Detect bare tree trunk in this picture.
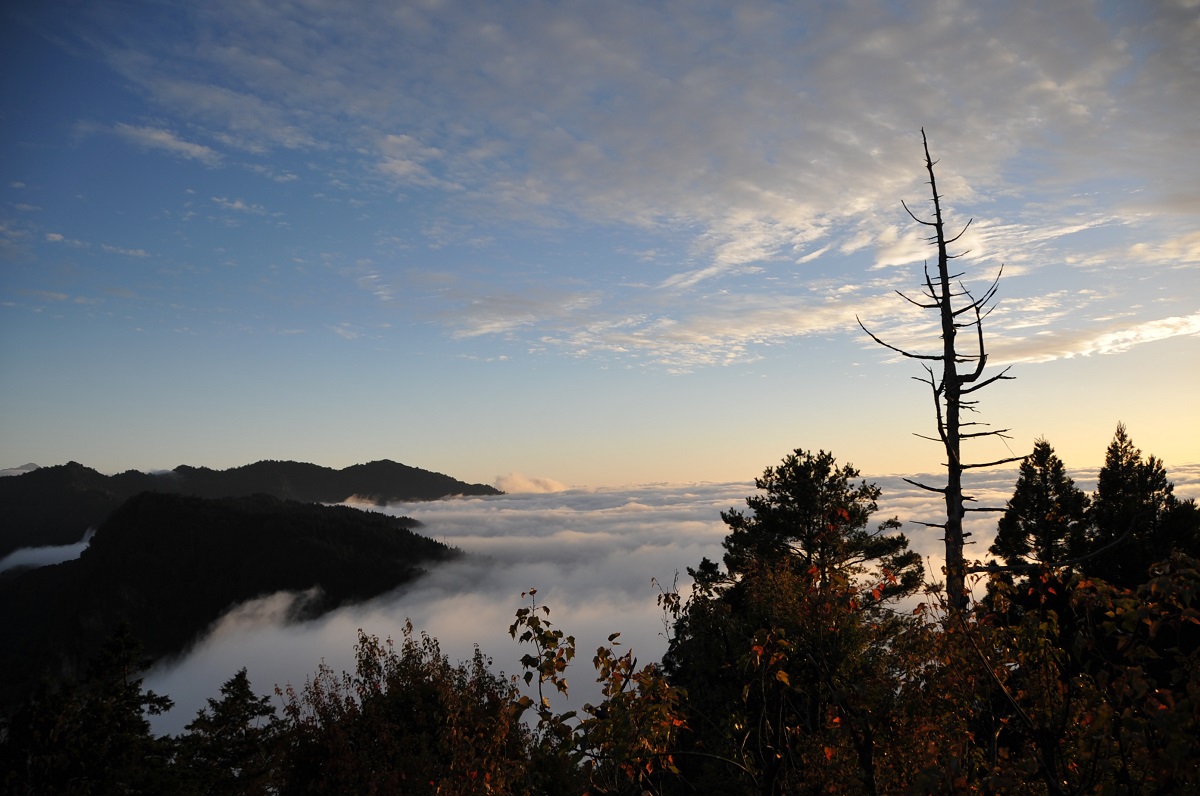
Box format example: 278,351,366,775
924,142,968,611
858,130,1018,612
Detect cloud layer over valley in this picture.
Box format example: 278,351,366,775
144,461,1200,735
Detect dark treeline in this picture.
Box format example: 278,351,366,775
2,424,1197,794
0,492,459,720
0,458,501,557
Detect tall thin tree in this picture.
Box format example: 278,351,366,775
858,130,1019,611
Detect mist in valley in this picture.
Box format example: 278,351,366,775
141,468,1037,735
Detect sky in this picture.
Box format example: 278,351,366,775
2,0,1198,489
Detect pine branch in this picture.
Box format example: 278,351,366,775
967,519,1138,575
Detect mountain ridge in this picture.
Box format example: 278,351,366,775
0,458,501,557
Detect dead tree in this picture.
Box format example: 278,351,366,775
858,130,1019,612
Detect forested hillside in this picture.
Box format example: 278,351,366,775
0,492,459,717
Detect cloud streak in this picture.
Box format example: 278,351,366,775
113,123,222,166
992,311,1200,364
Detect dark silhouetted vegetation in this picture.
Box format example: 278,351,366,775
0,491,459,716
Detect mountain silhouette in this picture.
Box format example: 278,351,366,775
0,459,500,557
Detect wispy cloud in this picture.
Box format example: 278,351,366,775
448,290,600,340
494,473,568,493
43,0,1186,373
1126,231,1200,267
100,244,150,257
211,196,268,215
27,290,70,302
992,311,1200,364
376,134,456,189
328,322,362,340
45,232,88,248
91,2,1189,258
113,123,223,166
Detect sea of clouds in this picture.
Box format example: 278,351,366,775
22,462,1191,736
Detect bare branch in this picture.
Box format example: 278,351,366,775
961,456,1024,469
896,289,939,310
961,367,1014,394
901,199,936,227
902,477,946,494
856,316,943,361
960,428,1013,439
944,218,974,245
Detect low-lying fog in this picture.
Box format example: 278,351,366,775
17,463,1194,737
142,469,1031,736
0,528,94,574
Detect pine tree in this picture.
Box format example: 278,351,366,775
721,449,923,602
177,668,281,795
1082,423,1178,586
0,623,176,795
989,439,1089,573
664,449,923,793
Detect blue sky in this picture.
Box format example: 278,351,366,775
2,0,1197,488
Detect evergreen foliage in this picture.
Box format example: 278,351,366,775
990,439,1090,575
1080,423,1186,587
663,449,923,794
175,669,282,795
0,624,175,795
720,449,923,601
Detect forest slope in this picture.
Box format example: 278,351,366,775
0,491,460,714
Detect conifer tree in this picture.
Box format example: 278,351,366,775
177,668,281,795
989,439,1089,574
0,623,176,794
720,449,923,601
664,449,922,793
1082,423,1179,586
